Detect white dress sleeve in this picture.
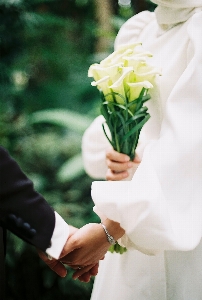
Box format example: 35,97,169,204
114,11,155,49
82,115,109,179
91,12,202,255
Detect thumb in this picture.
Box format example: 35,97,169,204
133,154,141,163
37,249,67,278
59,235,78,259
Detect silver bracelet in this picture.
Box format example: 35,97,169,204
101,223,117,245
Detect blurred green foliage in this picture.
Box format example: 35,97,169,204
0,0,155,299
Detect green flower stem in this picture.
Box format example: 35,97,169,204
114,129,120,153
100,90,151,254
108,243,127,254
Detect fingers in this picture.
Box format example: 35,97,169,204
89,263,99,276
37,250,67,278
106,159,133,172
106,148,130,163
106,148,131,173
105,148,141,181
106,169,128,181
72,263,99,281
61,246,100,267
133,154,141,163
47,260,67,278
77,272,92,283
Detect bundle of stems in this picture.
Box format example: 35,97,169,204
100,87,151,254
101,87,151,161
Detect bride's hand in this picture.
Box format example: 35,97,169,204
106,148,140,181
60,223,110,267
60,220,125,278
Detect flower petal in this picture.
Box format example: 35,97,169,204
127,80,153,101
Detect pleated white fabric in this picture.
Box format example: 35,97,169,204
152,0,202,29
82,9,202,300
152,0,202,7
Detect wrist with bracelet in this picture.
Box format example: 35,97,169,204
100,222,127,254
101,223,117,245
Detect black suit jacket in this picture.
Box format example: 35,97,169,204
0,146,56,298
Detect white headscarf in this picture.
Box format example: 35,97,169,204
151,0,202,29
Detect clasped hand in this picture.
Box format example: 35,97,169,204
38,223,111,282
39,149,137,282
39,219,125,282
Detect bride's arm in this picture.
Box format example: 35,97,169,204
82,115,109,179
91,15,202,255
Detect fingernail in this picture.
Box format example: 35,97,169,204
128,162,133,168
61,272,67,278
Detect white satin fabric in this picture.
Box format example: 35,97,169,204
152,0,202,30
152,0,202,6
82,9,202,300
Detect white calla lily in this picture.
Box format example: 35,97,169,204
88,63,122,80
91,76,114,102
135,68,162,83
123,56,147,70
127,80,153,102
100,49,133,67
109,67,134,104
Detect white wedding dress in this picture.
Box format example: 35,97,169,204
82,6,202,300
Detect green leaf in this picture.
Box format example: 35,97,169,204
103,101,131,118
127,89,151,112
135,106,149,114
108,243,127,254
123,113,147,127
30,109,93,133
142,94,151,103
102,122,114,147
100,103,110,122
102,101,128,112
57,153,84,182
122,114,150,141
111,91,127,104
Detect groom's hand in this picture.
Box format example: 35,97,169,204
38,250,68,277
37,252,99,282
38,225,100,282
37,225,78,277
70,263,99,282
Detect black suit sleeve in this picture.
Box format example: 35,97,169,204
0,146,55,252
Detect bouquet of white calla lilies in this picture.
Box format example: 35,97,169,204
88,43,161,253
88,43,160,160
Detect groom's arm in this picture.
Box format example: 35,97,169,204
0,146,72,257
0,146,99,279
